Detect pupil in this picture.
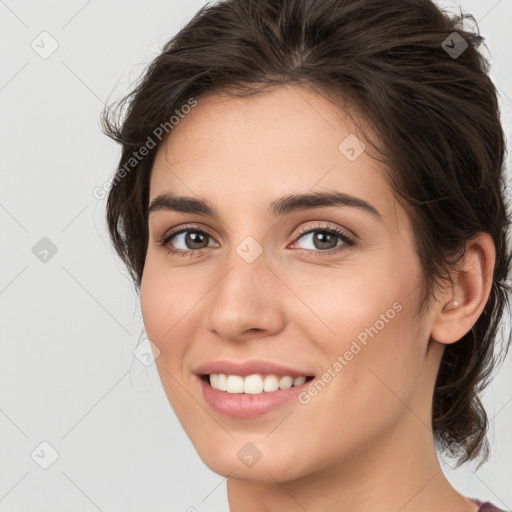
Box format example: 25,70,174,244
314,232,336,250
187,231,206,249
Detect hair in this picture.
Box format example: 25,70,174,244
101,0,511,467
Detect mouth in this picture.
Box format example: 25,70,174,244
200,373,315,394
194,360,316,418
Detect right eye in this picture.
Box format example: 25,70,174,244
159,225,219,257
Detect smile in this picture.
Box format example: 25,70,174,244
194,360,316,418
207,373,310,394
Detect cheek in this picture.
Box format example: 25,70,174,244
327,302,425,457
140,258,197,365
307,269,426,445
296,248,426,405
290,253,419,357
139,261,204,420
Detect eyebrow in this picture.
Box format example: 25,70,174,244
147,191,382,220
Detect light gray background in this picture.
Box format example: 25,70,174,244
1,1,511,511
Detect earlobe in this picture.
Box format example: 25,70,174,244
430,233,495,345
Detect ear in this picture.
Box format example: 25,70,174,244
430,233,496,345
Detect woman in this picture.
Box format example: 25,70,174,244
101,0,511,510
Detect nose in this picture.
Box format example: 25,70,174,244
206,250,286,342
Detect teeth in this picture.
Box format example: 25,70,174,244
226,375,244,393
278,376,293,389
244,374,263,394
263,374,279,392
208,373,309,394
217,373,227,391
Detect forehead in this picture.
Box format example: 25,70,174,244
149,85,395,217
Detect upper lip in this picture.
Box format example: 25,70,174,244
194,359,315,378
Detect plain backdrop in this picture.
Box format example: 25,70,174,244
1,1,511,511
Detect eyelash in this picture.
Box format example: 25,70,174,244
158,223,356,259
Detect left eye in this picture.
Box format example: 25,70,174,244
292,228,354,252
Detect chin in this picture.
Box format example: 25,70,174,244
189,431,318,483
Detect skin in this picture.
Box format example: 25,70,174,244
140,84,495,512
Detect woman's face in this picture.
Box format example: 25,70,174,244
141,85,439,482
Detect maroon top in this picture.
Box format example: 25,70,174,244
473,499,508,512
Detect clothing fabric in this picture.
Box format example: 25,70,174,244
473,499,508,512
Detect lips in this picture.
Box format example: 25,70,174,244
194,359,315,379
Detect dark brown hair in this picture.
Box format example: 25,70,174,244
101,0,511,466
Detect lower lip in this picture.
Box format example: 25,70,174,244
198,376,311,418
